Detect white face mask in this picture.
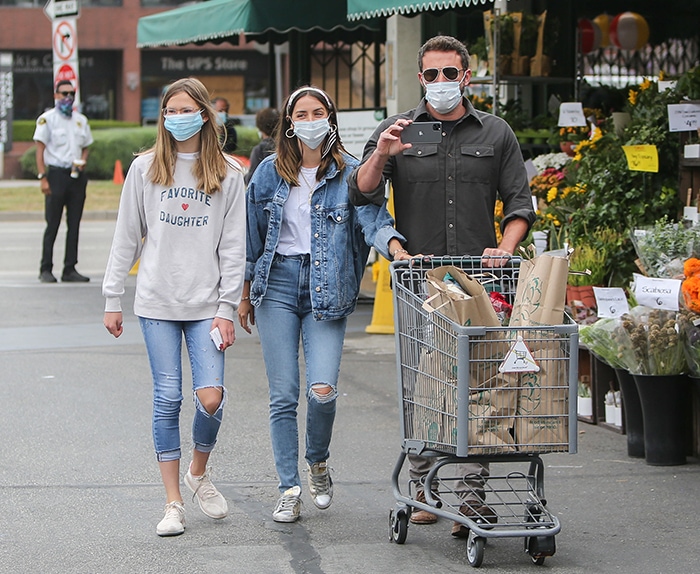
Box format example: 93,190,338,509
293,118,331,150
424,81,463,114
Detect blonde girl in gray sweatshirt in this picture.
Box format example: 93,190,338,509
103,77,246,537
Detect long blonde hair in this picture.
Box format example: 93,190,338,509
143,77,229,193
275,86,348,186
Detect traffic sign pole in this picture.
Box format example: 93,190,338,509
45,0,81,106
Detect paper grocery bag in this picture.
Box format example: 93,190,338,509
513,342,569,452
510,253,569,327
423,266,500,327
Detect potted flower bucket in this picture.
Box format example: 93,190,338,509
577,395,593,417
559,141,576,157
616,368,644,457
633,374,689,466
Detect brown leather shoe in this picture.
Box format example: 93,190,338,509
451,503,497,538
410,489,438,524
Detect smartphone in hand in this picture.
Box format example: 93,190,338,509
401,121,443,144
210,327,224,351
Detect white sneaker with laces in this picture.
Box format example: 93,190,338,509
184,465,229,519
156,501,185,537
307,461,333,510
272,485,302,523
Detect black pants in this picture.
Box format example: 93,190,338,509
40,167,87,274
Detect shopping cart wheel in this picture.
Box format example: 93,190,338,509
466,530,485,567
388,508,408,544
523,503,555,564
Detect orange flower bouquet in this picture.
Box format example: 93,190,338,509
680,257,700,376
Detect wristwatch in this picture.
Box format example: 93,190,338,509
37,172,46,180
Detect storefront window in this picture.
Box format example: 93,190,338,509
13,50,119,120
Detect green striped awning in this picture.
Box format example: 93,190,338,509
347,0,497,21
138,0,381,48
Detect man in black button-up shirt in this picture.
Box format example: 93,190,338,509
349,36,535,262
349,35,536,538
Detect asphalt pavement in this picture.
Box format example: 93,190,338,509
0,208,699,574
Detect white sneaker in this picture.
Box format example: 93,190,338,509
307,461,333,510
156,501,185,537
184,465,229,519
272,486,302,523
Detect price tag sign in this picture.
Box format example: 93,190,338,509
622,145,659,173
667,103,700,132
593,287,629,318
557,102,587,127
632,274,681,311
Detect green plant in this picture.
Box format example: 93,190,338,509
577,380,591,398
20,127,157,179
469,36,488,61
518,13,539,57
12,119,141,142
569,244,607,286
676,66,700,100
560,78,683,286
498,99,528,131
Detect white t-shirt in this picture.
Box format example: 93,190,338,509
33,107,93,169
277,166,317,256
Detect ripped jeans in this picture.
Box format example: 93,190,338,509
139,317,226,463
255,254,347,493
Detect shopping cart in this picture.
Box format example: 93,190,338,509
388,256,578,567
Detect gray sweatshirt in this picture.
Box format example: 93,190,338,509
102,152,246,322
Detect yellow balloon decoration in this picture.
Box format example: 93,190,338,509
593,13,610,47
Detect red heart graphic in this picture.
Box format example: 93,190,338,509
181,204,189,211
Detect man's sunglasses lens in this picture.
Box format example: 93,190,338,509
59,91,76,96
423,67,460,82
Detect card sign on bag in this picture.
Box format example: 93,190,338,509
632,274,682,311
499,336,539,373
592,287,630,318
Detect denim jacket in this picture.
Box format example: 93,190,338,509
245,153,403,321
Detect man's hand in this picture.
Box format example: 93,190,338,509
40,178,51,196
375,120,414,158
481,247,512,268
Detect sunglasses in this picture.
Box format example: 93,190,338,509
58,91,76,97
421,66,465,83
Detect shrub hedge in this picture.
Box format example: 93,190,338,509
19,125,260,180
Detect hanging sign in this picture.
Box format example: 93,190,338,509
622,145,658,172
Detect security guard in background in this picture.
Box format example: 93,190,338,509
34,80,94,283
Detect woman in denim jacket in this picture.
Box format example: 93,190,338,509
238,86,402,523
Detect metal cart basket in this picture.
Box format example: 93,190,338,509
388,257,579,567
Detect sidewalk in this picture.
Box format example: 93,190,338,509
0,219,699,574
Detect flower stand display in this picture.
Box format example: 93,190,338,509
633,374,689,466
